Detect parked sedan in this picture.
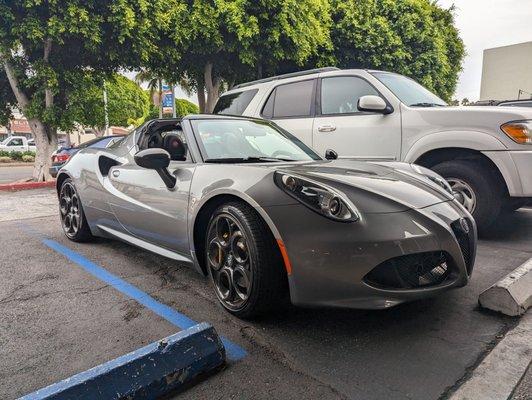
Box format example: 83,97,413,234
55,115,476,318
49,135,125,177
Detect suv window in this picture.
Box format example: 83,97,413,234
262,80,315,119
321,76,378,115
213,89,258,115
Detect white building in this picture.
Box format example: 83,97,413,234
480,41,532,101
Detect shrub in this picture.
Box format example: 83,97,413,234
22,154,35,162
9,151,23,161
0,156,12,163
0,150,10,158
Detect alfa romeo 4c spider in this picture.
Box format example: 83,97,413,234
56,115,476,318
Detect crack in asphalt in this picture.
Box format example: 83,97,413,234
239,325,348,399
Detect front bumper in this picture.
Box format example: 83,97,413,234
266,200,476,309
509,150,532,196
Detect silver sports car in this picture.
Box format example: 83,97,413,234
56,115,476,318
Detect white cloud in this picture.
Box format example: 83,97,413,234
438,0,532,101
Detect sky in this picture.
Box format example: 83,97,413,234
438,0,532,101
130,0,532,104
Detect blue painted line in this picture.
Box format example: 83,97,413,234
43,239,247,361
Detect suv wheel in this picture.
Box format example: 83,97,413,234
432,160,503,233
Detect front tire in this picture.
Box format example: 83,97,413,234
205,202,287,319
432,160,503,233
59,178,93,242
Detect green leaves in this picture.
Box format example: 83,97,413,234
324,0,464,101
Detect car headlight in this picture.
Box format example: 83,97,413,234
501,120,532,144
274,172,359,222
411,164,454,196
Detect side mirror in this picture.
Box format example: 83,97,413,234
134,148,176,189
325,149,338,160
358,95,393,114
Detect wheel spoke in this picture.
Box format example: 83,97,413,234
233,265,251,301
207,238,225,270
216,216,232,245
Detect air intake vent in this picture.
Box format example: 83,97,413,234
364,251,455,289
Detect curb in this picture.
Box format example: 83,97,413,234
479,258,532,316
448,313,531,400
19,322,226,400
0,180,55,191
0,162,33,168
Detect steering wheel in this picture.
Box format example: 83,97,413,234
271,150,293,159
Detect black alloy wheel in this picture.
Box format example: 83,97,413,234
205,202,287,318
59,179,93,242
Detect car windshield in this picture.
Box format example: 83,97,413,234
191,119,321,162
372,72,447,107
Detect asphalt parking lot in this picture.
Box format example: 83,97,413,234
1,188,531,400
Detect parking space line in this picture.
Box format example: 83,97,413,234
42,238,247,361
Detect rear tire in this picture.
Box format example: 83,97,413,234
205,201,288,319
59,178,93,242
432,160,503,233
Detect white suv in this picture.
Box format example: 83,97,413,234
213,67,532,232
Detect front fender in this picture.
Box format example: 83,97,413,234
404,131,522,196
403,130,508,163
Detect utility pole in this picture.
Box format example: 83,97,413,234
172,85,176,118
103,80,109,136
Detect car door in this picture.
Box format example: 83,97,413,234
313,75,401,161
261,79,316,147
105,129,195,256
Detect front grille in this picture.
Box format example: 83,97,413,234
363,251,455,290
451,218,474,275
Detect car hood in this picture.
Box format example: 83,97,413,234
272,159,454,213
405,105,532,138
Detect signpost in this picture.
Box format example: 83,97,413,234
162,84,175,116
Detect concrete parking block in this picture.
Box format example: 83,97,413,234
448,312,531,400
18,323,225,400
479,258,532,316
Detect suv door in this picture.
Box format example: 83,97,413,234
260,79,316,146
313,75,401,160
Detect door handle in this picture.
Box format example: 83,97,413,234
112,169,120,178
317,124,336,132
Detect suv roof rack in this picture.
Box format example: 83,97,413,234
233,67,339,90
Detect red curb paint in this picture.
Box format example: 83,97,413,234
0,180,56,191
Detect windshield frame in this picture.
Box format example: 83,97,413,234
189,117,322,163
371,72,447,107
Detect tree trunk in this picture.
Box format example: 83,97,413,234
28,118,57,181
158,79,163,118
204,62,221,113
1,53,58,181
197,82,206,113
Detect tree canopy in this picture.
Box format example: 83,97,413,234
0,0,167,179
0,0,465,180
313,0,464,101
71,74,150,134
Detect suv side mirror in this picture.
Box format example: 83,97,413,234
358,95,393,114
325,149,338,160
134,148,176,189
